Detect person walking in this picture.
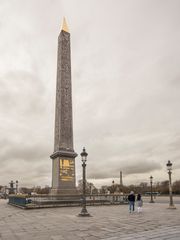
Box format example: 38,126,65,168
128,191,135,213
137,193,143,213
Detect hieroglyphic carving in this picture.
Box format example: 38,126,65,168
54,30,74,151
59,159,75,182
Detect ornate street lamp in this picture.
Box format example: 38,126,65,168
89,183,93,199
15,180,18,194
112,180,115,194
9,180,15,194
78,147,91,217
166,160,176,209
149,176,154,203
111,180,115,203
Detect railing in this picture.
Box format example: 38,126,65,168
8,194,128,209
8,195,29,207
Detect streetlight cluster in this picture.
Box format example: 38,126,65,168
9,180,19,194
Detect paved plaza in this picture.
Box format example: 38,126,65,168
0,198,180,240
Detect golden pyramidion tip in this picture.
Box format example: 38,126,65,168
61,17,69,32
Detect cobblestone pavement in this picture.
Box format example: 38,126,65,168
0,199,179,240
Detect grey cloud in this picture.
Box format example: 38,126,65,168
88,160,162,179
84,131,180,179
0,140,50,162
0,71,46,114
0,137,52,187
123,160,162,175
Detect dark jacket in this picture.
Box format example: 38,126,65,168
137,194,141,201
128,194,135,202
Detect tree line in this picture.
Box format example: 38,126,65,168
1,179,179,195
99,180,180,195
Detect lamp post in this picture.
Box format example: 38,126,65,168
89,183,93,199
4,186,8,199
112,180,115,193
9,180,15,194
166,160,176,209
149,176,154,203
78,147,91,217
16,180,18,194
112,180,115,203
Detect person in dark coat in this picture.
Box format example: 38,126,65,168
128,191,135,213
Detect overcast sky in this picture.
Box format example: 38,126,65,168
0,0,180,188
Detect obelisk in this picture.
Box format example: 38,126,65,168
50,18,77,195
120,171,123,186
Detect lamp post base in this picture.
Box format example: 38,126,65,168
78,207,91,217
78,212,91,217
167,205,176,209
149,200,155,203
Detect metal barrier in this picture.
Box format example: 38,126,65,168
8,194,128,209
8,195,28,208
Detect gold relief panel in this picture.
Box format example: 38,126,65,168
59,159,75,181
